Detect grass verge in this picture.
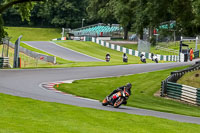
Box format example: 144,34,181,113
55,66,200,117
0,93,200,133
177,70,200,88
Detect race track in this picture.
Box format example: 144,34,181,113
1,61,200,124
23,41,103,62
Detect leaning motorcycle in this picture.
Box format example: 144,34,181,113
102,89,130,108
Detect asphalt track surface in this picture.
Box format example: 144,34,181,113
1,61,200,124
23,41,103,62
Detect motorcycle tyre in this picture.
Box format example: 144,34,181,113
155,59,158,63
102,98,109,106
113,97,125,108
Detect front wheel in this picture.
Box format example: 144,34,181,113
102,98,109,106
113,97,124,108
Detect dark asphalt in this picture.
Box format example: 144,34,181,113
0,61,200,124
23,41,103,62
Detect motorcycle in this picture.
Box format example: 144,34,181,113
123,56,128,63
105,56,110,62
140,54,146,63
152,55,158,63
102,89,130,108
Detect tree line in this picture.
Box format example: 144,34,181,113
1,0,200,40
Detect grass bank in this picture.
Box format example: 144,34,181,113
5,27,61,41
177,70,200,88
55,66,200,117
0,93,199,133
55,40,155,64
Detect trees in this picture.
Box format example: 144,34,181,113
0,0,45,40
2,0,200,40
87,0,200,40
0,0,44,14
87,0,135,40
2,0,89,28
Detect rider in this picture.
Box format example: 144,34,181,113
105,53,111,62
107,83,132,105
123,53,128,62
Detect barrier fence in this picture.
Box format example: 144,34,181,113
161,61,200,105
166,82,200,105
91,37,179,62
9,42,56,64
0,57,9,68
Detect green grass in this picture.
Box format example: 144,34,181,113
55,40,155,64
177,70,200,88
55,66,200,117
5,27,61,41
0,93,200,133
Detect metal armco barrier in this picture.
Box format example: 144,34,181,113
9,42,56,64
161,61,200,105
0,57,9,68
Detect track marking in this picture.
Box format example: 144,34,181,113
40,80,99,102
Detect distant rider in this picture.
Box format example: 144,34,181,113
105,53,111,62
107,83,132,105
123,53,128,62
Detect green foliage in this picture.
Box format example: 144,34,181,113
0,15,7,39
14,2,35,21
150,36,156,46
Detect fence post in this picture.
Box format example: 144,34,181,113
161,80,166,97
13,35,22,68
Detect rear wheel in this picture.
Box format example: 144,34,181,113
155,59,158,63
114,97,124,108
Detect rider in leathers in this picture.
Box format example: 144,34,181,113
107,83,132,105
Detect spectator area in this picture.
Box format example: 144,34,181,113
70,23,123,37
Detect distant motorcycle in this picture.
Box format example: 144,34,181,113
102,89,130,108
105,55,110,62
123,53,128,63
123,56,128,63
140,54,146,63
152,55,158,63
